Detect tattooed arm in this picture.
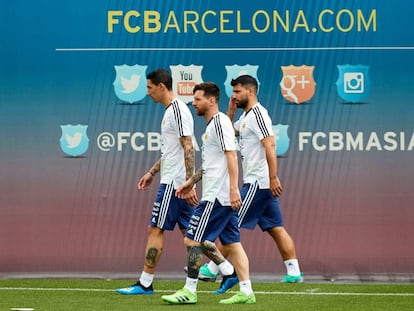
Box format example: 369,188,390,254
176,167,202,203
179,136,199,206
180,136,195,181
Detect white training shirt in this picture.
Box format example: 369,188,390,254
160,98,194,188
201,112,237,205
234,103,273,189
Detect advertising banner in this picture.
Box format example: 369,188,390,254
1,0,413,278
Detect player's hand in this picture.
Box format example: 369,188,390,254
137,172,153,190
184,188,199,207
227,97,238,120
230,188,242,210
176,180,194,198
229,96,238,108
270,176,283,197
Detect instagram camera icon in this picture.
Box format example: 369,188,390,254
344,72,364,93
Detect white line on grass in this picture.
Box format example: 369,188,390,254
0,287,413,297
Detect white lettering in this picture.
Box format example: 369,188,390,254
383,132,398,151
408,133,414,151
346,132,363,151
117,132,130,151
329,132,344,151
131,132,145,151
147,132,161,151
298,132,312,151
298,131,414,152
366,132,382,151
313,132,327,151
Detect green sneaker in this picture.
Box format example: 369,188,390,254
199,263,219,282
161,288,197,304
219,292,256,304
280,272,304,283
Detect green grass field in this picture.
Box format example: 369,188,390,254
0,279,413,311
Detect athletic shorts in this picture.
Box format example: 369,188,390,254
185,199,240,245
149,183,193,231
238,182,284,231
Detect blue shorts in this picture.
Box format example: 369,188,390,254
150,183,193,231
238,182,284,231
185,200,240,245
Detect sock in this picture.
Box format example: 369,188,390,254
207,261,219,275
284,259,301,276
139,271,154,288
218,260,234,276
184,277,198,294
239,280,253,296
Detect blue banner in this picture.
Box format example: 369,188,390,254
1,0,413,277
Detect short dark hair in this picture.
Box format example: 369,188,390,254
193,82,220,102
230,74,258,92
147,69,173,90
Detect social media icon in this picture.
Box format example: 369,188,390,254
280,65,316,104
273,124,290,156
224,64,260,98
170,64,204,103
113,64,147,103
336,65,370,102
59,124,89,157
344,72,364,94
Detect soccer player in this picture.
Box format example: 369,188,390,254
199,75,303,293
161,82,255,305
116,69,198,295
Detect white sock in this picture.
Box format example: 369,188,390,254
239,280,253,296
184,277,198,294
284,259,301,276
139,271,154,288
218,260,234,276
207,261,219,275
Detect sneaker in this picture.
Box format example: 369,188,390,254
116,282,154,295
161,288,197,304
280,272,304,283
219,292,256,304
213,272,239,294
198,263,219,282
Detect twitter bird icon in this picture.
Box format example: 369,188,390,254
60,124,89,157
66,132,82,148
121,74,140,94
113,64,147,103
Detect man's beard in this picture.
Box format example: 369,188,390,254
237,99,248,109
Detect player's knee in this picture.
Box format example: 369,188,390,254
268,226,286,236
223,242,242,255
200,240,216,253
